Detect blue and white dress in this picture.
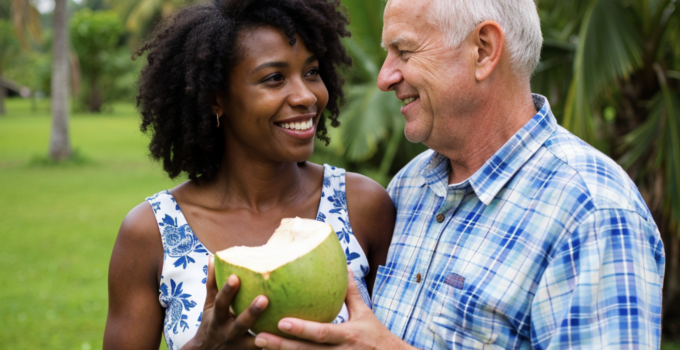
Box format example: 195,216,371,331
146,164,371,350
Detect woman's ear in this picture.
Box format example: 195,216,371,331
211,93,223,116
472,20,505,82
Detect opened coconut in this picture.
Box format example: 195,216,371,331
215,217,348,338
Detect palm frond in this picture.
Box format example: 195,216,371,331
10,0,42,48
338,83,401,161
126,0,164,33
654,66,680,233
564,0,644,146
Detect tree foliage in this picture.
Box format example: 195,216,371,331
0,19,20,73
69,9,131,112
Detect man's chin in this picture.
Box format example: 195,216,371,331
404,124,431,144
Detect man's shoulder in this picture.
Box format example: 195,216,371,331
388,149,434,186
539,125,651,219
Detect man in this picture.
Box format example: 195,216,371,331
253,0,666,348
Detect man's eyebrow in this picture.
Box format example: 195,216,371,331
383,37,412,49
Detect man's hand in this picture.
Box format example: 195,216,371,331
253,270,415,350
182,256,269,350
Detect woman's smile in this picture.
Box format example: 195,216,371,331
275,113,316,139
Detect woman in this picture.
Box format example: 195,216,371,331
103,0,395,349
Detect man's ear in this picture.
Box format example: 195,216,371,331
472,20,505,82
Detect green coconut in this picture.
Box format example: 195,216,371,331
214,217,348,338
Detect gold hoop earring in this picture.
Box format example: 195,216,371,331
216,113,220,128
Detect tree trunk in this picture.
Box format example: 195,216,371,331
48,0,72,161
0,85,6,115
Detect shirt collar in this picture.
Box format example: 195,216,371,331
419,94,557,204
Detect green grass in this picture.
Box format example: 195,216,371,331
0,98,178,350
2,98,679,349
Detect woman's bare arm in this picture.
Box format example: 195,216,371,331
104,202,165,350
345,173,396,293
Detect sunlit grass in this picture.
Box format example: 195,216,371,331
0,98,177,349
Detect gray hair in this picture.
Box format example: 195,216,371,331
429,0,543,78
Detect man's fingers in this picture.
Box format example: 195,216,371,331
275,318,344,344
204,256,218,311
345,269,368,319
255,332,331,350
213,274,240,324
229,295,269,336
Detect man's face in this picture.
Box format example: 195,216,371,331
378,0,476,146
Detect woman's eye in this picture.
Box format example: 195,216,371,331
262,73,284,83
305,68,320,77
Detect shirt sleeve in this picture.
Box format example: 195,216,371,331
530,208,665,350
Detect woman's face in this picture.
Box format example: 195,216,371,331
217,25,329,163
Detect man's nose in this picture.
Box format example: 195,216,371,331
377,53,402,92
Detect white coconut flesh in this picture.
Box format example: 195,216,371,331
216,217,333,276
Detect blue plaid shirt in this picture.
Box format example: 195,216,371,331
373,95,665,349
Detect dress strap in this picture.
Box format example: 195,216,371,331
319,165,372,309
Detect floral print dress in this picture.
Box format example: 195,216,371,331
146,164,372,350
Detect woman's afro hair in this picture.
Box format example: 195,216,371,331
135,0,352,181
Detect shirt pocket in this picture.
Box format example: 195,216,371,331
428,275,499,346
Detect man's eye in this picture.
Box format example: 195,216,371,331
399,50,411,58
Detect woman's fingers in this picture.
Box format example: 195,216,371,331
213,274,241,324
203,256,218,311
229,295,269,336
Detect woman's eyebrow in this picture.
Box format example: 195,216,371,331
252,55,319,74
253,61,288,73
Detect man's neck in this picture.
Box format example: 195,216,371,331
437,85,537,184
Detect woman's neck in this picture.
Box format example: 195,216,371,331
197,151,310,212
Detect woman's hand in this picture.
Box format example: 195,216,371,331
182,256,269,350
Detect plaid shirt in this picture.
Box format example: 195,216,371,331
373,95,665,349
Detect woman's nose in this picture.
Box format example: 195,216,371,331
289,79,318,109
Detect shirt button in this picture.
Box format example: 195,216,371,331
416,273,422,283
436,214,445,223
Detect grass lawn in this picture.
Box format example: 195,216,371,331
0,98,178,350
1,97,679,349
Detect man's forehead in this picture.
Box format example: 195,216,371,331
384,0,432,20
382,0,434,47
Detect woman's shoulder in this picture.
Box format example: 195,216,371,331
344,171,395,238
344,171,391,204
118,200,162,249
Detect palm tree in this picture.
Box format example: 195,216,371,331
533,0,680,337
1,0,40,115
10,0,42,48
107,0,200,43
8,0,70,160
48,0,72,160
